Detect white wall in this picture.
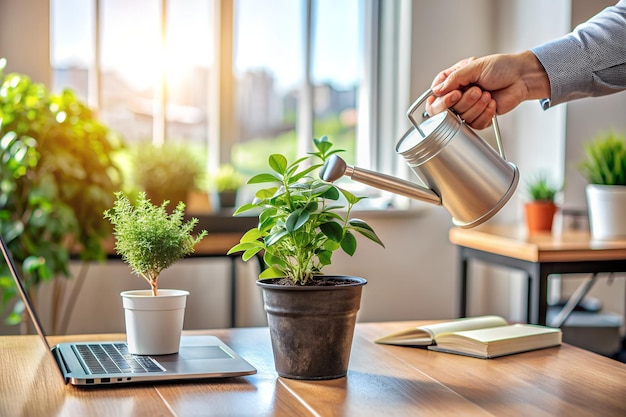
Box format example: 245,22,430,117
0,0,50,85
1,0,624,335
560,0,626,316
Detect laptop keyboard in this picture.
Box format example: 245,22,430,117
74,343,165,374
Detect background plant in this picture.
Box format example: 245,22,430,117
211,164,245,192
228,136,384,285
128,142,205,210
526,172,559,202
0,58,123,325
104,192,207,296
578,130,626,186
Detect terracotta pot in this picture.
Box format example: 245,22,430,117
258,276,366,380
524,201,557,232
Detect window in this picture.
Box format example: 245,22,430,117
231,0,362,176
50,0,409,207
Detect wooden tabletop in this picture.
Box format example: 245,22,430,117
1,321,625,416
449,224,626,262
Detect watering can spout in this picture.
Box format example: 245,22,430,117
320,155,442,205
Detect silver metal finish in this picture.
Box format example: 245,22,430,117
399,104,519,227
321,88,519,228
321,155,441,204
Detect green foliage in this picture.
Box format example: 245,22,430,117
104,192,207,296
129,143,205,209
211,164,245,192
526,172,559,202
227,136,384,285
0,58,123,322
578,131,626,186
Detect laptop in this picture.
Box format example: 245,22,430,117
0,234,257,386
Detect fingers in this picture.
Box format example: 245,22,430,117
452,87,494,126
432,58,482,96
466,99,496,130
425,87,496,129
430,58,474,88
425,90,461,115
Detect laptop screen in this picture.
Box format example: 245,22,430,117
0,235,56,352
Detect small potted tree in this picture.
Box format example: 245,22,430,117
228,136,384,380
578,130,626,240
104,192,207,355
524,172,559,233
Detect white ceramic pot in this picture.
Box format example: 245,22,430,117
586,184,626,240
121,289,189,355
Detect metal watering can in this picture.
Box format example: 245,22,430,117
320,88,519,228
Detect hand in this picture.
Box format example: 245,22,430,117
426,84,496,130
425,51,550,129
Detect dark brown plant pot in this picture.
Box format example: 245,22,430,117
257,276,366,380
525,201,557,232
218,190,238,208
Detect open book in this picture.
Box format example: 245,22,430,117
375,315,562,359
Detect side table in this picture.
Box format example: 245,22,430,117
449,225,626,325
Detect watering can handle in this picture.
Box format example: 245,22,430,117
406,88,507,161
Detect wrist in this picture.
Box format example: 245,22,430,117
517,50,550,100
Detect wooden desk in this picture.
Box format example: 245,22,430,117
449,225,626,325
1,322,625,416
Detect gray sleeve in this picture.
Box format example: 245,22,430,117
530,0,626,108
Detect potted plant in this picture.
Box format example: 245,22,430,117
0,58,124,331
104,192,207,355
129,143,206,212
524,172,559,233
228,136,384,380
578,130,626,240
210,164,245,210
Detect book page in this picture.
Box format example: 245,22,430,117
437,324,560,344
431,324,562,358
421,316,508,337
375,315,507,346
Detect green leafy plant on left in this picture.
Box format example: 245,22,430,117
0,57,124,325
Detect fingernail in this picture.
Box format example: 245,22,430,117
432,83,444,94
480,92,490,103
450,90,461,102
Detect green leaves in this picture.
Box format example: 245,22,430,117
103,192,207,293
285,208,310,232
320,221,343,241
578,131,626,186
525,172,559,202
228,137,385,285
269,154,288,175
248,173,280,184
1,61,124,323
349,219,385,247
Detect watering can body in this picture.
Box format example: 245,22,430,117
320,89,519,228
